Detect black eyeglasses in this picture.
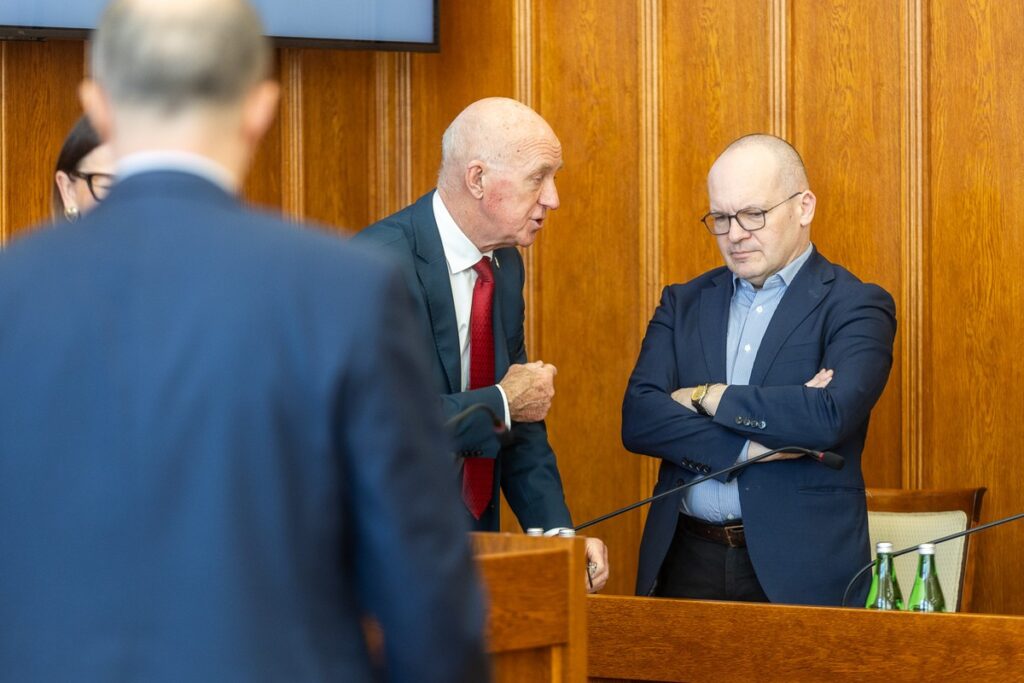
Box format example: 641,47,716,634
699,191,805,235
68,171,116,202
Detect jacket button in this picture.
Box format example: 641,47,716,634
703,466,711,473
743,418,751,426
735,416,743,425
759,421,767,429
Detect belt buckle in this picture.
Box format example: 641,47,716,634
724,524,743,547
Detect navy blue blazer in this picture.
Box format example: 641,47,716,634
623,249,896,605
354,192,572,532
0,172,487,682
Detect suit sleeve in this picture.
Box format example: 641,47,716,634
622,285,750,478
335,268,488,683
713,283,896,449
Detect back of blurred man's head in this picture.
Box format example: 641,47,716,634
91,0,270,116
81,0,278,180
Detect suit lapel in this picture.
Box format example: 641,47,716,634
410,194,462,393
748,249,834,386
491,251,511,381
698,269,733,381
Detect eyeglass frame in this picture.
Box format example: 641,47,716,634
67,170,116,202
699,190,806,235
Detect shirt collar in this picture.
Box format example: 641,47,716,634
116,151,238,194
432,190,494,274
734,243,814,293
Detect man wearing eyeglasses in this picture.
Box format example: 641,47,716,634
622,134,896,606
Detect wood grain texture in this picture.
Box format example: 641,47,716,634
926,0,1024,615
588,594,1024,682
473,532,587,682
407,0,517,199
789,0,904,489
532,0,642,597
0,41,84,241
659,0,772,288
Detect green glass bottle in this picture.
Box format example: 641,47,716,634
908,543,946,612
866,541,904,610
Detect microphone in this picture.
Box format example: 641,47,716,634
574,446,844,532
444,403,511,451
840,508,1024,608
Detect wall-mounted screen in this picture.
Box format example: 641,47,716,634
0,0,438,51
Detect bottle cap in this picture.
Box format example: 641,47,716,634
557,529,577,537
525,528,544,536
918,543,936,555
876,542,893,554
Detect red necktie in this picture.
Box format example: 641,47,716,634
462,257,496,519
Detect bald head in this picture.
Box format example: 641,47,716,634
710,134,808,195
438,98,559,191
91,0,270,115
435,98,562,252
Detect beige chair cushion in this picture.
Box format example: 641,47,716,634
867,510,968,610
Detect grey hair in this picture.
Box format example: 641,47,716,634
90,0,271,115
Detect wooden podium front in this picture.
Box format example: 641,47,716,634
472,532,588,682
587,594,1024,682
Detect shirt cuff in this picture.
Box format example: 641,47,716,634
543,527,572,537
738,440,751,463
495,384,511,428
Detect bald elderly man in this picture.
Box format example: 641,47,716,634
623,134,896,606
355,98,609,591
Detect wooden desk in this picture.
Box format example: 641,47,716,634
473,532,588,682
588,594,1024,682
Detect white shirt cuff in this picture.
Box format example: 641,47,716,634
494,384,511,428
543,527,572,537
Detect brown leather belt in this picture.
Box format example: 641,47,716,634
680,514,746,548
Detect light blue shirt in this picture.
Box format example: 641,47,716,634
681,244,814,523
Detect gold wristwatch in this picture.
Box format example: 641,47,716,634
690,384,713,417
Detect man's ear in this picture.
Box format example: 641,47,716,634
465,161,486,199
79,79,114,143
798,189,817,227
241,80,280,148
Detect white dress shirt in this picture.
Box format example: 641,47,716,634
432,191,511,426
116,150,238,193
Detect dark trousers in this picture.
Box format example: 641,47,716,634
654,515,769,602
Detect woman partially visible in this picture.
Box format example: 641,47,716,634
53,116,116,222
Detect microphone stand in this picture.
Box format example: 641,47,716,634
575,446,840,532
840,509,1024,608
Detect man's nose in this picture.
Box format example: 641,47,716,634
726,215,750,241
540,177,560,210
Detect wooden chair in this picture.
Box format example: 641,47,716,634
865,487,986,611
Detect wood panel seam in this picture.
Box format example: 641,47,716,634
1,43,8,246
281,50,305,221
515,0,540,358
770,0,790,139
900,0,926,488
639,0,663,512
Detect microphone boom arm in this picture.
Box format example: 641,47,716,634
575,446,839,532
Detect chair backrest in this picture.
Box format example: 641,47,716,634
865,488,985,611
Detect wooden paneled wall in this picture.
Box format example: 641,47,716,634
1,0,1023,613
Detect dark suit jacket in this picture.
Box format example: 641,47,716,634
354,192,572,532
0,172,487,682
622,248,896,605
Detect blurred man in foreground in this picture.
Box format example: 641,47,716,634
0,1,487,680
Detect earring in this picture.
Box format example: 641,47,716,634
64,205,80,222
